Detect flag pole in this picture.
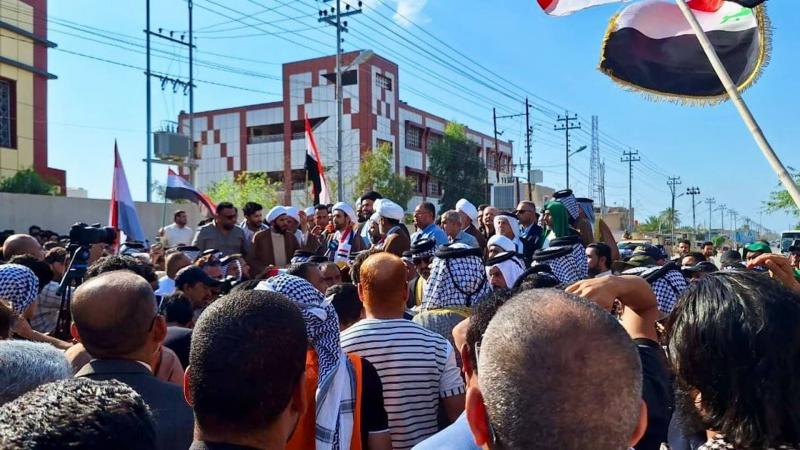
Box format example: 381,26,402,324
675,0,800,210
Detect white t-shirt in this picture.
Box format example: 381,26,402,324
162,223,194,248
341,318,465,450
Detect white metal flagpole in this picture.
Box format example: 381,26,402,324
675,0,800,209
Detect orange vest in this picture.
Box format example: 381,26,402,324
287,349,363,450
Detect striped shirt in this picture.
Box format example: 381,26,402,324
340,319,465,450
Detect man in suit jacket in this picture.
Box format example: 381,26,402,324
250,206,301,274
70,271,194,450
516,201,544,266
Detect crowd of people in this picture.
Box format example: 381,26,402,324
1,187,800,450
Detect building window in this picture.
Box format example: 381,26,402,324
426,132,442,150
248,123,283,144
405,126,422,149
376,138,393,153
429,178,442,197
0,78,15,149
375,73,392,91
322,69,358,86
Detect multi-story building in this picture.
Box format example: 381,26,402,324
0,0,64,191
178,51,513,209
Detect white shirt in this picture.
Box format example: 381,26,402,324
161,223,194,248
341,319,465,450
596,270,613,278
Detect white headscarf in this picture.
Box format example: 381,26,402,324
486,253,526,289
487,235,516,253
332,202,357,223
493,214,523,254
266,206,287,224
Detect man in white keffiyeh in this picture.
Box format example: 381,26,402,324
493,213,524,255
257,274,355,450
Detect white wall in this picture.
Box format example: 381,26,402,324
1,193,206,242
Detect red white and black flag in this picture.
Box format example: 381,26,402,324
535,0,766,15
599,0,769,101
165,169,216,215
305,114,332,205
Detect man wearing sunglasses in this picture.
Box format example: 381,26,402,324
192,202,249,258
515,201,543,266
407,239,436,309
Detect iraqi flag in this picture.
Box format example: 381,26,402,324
536,0,625,16
165,169,216,215
305,114,332,205
600,0,769,102
109,142,146,243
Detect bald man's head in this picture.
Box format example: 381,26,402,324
71,271,160,358
359,253,407,314
2,234,43,261
472,289,643,450
165,252,191,279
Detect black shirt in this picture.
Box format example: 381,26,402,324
634,338,674,450
164,326,192,369
360,357,390,443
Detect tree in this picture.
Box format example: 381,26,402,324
350,143,414,209
764,167,800,227
0,168,57,195
428,122,488,211
207,172,280,209
637,215,661,233
659,208,681,231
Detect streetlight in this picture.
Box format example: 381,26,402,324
565,145,587,190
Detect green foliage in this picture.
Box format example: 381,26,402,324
350,143,414,209
713,235,727,248
428,122,488,211
764,168,800,224
207,172,280,209
637,215,661,233
0,168,57,195
660,208,681,230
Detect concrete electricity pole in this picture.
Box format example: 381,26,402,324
621,150,641,233
705,197,716,241
667,176,682,245
555,112,581,189
686,187,701,242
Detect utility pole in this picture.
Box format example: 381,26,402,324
705,197,716,241
717,203,727,238
493,107,500,183
590,115,600,200
667,176,682,245
599,160,607,216
495,106,527,187
525,98,532,200
729,209,739,245
555,111,581,189
621,149,640,233
686,187,701,242
320,0,361,201
144,0,196,200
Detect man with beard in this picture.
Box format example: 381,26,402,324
356,191,383,247
407,239,435,309
586,242,613,277
192,203,249,257
249,206,301,275
238,202,268,244
456,199,487,252
327,202,367,263
376,199,410,257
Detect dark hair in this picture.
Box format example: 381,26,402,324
679,239,691,247
8,255,53,294
161,292,193,326
587,242,612,264
326,283,361,328
85,255,158,285
686,252,707,263
314,204,329,212
477,204,489,211
359,191,382,202
44,247,67,265
28,225,42,234
466,289,515,370
701,241,714,248
42,241,63,251
189,290,307,432
216,202,236,214
667,272,800,448
286,262,318,281
720,250,743,267
351,248,382,284
0,378,156,449
242,202,263,217
418,202,436,217
173,210,186,220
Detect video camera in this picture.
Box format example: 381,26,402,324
68,223,117,246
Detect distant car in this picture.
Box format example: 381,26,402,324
617,240,652,259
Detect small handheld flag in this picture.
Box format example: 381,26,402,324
165,169,216,215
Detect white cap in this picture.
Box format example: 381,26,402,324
285,206,300,223
332,202,357,223
304,207,316,217
456,198,478,221
377,199,405,221
266,206,287,224
488,235,516,253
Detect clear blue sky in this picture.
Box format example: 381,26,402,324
39,0,799,231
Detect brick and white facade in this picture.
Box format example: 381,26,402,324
178,51,513,209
